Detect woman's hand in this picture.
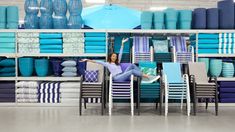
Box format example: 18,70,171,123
121,38,129,45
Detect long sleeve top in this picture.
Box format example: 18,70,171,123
96,46,123,76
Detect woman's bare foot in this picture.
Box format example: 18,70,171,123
142,74,149,78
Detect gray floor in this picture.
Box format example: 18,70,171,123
0,106,235,132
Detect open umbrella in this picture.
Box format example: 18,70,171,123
82,4,141,29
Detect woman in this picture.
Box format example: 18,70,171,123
81,38,159,83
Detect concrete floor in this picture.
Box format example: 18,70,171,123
0,106,235,132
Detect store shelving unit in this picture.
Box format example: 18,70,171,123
0,29,235,106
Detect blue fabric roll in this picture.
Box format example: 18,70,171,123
40,39,63,44
0,43,15,48
206,8,219,29
68,15,83,29
68,0,82,15
53,15,67,29
53,0,67,15
0,49,15,53
85,33,105,37
218,0,234,29
40,49,63,53
39,14,53,29
0,6,6,23
40,0,53,15
193,8,206,29
198,49,218,54
0,38,15,43
85,46,106,50
24,0,39,15
24,14,39,29
7,6,19,23
39,33,62,39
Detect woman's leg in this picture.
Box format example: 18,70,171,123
124,64,141,72
113,69,143,81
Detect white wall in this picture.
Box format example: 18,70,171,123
0,0,221,20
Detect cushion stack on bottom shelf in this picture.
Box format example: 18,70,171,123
62,32,84,54
17,32,39,54
60,82,80,103
0,58,15,77
0,32,15,53
16,81,39,103
191,33,219,54
219,81,235,103
61,60,78,77
219,33,235,54
0,82,15,102
85,32,106,53
39,33,63,53
38,82,60,103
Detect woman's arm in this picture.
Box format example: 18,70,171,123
81,59,109,68
118,38,129,63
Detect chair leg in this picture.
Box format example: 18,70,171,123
206,99,208,110
156,102,158,110
215,96,219,116
165,94,168,116
194,97,197,116
84,99,87,109
79,98,82,116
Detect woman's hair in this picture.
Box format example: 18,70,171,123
108,53,119,65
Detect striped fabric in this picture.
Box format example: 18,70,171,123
133,36,151,63
167,82,188,100
85,98,101,103
38,82,60,103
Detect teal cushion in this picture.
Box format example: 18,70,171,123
153,40,169,53
0,67,15,73
0,72,15,77
140,67,157,76
0,59,15,66
0,32,15,37
0,43,15,48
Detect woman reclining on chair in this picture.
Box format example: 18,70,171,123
81,38,159,83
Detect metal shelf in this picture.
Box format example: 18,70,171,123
17,77,81,81
0,54,16,58
0,77,16,81
16,53,107,57
197,54,235,58
217,77,235,81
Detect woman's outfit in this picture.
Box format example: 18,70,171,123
96,46,142,81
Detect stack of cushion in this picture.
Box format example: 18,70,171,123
0,58,15,77
0,32,15,53
60,82,80,103
219,82,235,103
0,82,15,102
85,32,106,53
61,60,77,77
0,6,19,29
62,32,84,54
165,8,178,29
178,10,192,29
39,33,63,53
141,11,153,29
191,33,219,54
17,32,40,54
38,82,60,103
219,33,235,54
16,81,39,103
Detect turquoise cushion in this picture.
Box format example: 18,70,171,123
40,49,63,53
40,45,63,49
85,42,106,46
153,40,169,53
0,72,15,77
0,48,15,53
0,38,15,43
85,37,106,41
0,32,15,37
0,67,15,73
140,67,157,76
40,39,63,45
0,43,15,48
85,33,106,37
0,59,15,66
39,33,62,39
85,46,106,50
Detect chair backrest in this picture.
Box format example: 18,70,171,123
120,63,131,72
139,61,156,68
133,36,150,53
163,62,182,83
170,36,187,52
188,62,208,83
86,62,104,83
152,40,169,53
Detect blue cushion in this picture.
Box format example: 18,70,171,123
153,40,169,53
61,60,77,67
0,38,15,43
39,33,62,39
40,39,63,45
0,48,15,53
84,70,99,82
85,33,105,37
85,46,106,50
62,72,77,77
0,43,15,48
40,45,63,49
85,37,106,42
0,59,15,66
62,67,77,72
0,72,15,77
0,67,15,73
0,33,15,37
85,42,106,46
40,49,63,53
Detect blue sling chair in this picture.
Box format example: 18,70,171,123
161,62,191,116
109,63,134,116
137,61,161,115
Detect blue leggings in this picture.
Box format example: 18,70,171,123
113,64,142,81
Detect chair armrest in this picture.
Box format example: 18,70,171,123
209,77,218,84
183,74,189,82
189,75,195,84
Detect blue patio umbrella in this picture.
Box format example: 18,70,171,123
82,4,141,29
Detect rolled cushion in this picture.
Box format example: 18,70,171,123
0,59,15,66
0,48,15,53
0,43,15,48
40,39,63,44
39,33,62,39
40,49,62,53
0,32,15,37
85,33,105,37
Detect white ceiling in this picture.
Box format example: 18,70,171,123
0,0,222,20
